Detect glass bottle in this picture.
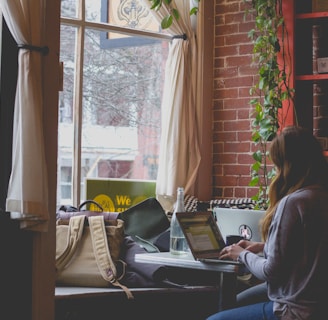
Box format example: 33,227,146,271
170,187,189,255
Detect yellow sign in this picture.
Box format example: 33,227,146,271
86,178,156,212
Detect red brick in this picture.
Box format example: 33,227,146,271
237,126,252,137
239,43,254,55
224,120,251,132
213,141,224,154
225,33,251,46
224,164,251,175
219,153,238,164
214,131,238,142
215,35,225,47
226,55,253,67
212,0,264,201
219,176,239,187
217,45,239,57
213,88,239,99
223,188,235,198
224,12,246,25
215,67,238,78
224,76,254,88
224,98,252,108
234,188,247,198
239,21,256,33
239,87,254,98
224,141,251,153
216,3,240,15
214,57,225,68
215,109,238,120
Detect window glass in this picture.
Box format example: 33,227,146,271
85,0,160,33
58,0,168,206
58,24,76,204
61,0,77,19
82,27,167,181
85,0,100,22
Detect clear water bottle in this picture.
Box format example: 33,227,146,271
170,187,189,255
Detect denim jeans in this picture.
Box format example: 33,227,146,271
237,282,268,307
206,301,278,320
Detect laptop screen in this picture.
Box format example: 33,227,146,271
176,212,226,256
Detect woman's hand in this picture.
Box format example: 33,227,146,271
219,243,245,262
218,241,265,262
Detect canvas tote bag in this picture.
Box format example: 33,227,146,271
56,214,134,299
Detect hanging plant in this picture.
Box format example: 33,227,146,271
245,0,295,209
148,0,200,29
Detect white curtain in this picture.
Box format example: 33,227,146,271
144,0,201,211
0,0,49,231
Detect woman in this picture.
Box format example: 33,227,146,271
207,126,328,320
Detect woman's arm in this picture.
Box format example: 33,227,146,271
237,240,264,253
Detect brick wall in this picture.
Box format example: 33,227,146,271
212,0,258,199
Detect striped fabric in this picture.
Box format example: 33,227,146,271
184,195,256,212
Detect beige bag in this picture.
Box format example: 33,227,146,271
56,215,133,299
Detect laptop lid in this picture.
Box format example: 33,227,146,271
213,207,265,243
176,211,228,261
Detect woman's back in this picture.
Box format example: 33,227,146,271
265,185,328,319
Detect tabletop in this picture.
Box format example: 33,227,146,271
135,251,239,273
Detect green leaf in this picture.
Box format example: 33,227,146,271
172,8,179,20
149,0,162,10
161,15,173,29
253,150,262,162
249,176,259,186
190,7,198,15
251,161,261,171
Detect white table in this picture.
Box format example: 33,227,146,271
135,252,240,311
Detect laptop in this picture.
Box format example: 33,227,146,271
213,207,265,243
176,211,241,265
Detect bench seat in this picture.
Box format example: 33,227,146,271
55,285,221,320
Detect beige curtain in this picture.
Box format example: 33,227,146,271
0,0,49,231
144,0,201,211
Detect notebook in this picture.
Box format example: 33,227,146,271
176,211,241,265
213,207,265,243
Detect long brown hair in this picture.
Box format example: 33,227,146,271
261,126,328,240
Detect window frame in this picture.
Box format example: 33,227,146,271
60,0,173,206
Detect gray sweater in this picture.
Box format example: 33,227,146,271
238,185,328,319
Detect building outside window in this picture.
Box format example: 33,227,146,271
58,0,170,206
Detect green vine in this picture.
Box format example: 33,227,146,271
245,0,295,209
148,0,200,29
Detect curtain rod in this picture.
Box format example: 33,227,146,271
17,44,49,55
172,34,187,40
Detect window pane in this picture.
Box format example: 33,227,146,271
85,0,100,22
60,166,72,199
80,28,168,202
86,0,161,33
57,24,76,205
58,0,168,207
61,0,78,18
59,25,76,124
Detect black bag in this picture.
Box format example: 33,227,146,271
120,236,194,288
120,236,168,287
118,198,170,252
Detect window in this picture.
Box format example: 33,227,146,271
58,0,170,206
